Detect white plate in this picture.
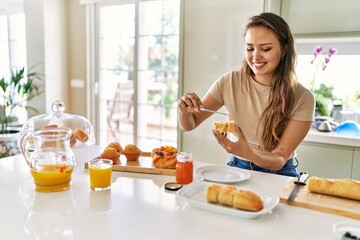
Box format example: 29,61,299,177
177,181,279,219
332,222,360,240
195,165,251,183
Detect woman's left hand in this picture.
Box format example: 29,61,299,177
212,125,251,157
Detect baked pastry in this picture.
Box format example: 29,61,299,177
70,133,77,148
205,184,223,203
100,147,121,163
206,184,264,212
41,124,60,129
123,144,142,161
233,190,264,211
307,176,360,201
107,142,123,154
212,120,236,132
73,129,89,142
151,146,178,169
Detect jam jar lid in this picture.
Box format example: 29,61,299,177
21,100,95,148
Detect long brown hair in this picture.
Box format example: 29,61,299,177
240,12,298,152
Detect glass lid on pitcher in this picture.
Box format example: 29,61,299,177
21,100,95,148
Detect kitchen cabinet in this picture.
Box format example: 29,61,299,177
353,150,360,180
295,142,355,179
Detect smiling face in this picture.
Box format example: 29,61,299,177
245,26,283,85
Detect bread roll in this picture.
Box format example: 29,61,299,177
41,124,59,130
218,185,237,206
107,142,123,154
233,190,264,211
307,176,360,201
100,147,121,163
205,184,223,203
73,129,89,143
123,144,141,161
70,133,77,148
206,184,264,212
212,120,236,132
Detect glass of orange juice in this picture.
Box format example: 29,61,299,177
89,159,113,191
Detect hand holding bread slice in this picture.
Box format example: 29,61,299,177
212,120,236,133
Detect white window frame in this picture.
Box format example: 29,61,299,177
85,0,182,148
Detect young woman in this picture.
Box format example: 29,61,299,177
177,12,315,177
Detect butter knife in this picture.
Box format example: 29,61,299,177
200,107,229,116
286,172,309,203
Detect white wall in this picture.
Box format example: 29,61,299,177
68,0,87,116
180,0,264,164
24,0,86,115
43,0,69,112
23,0,46,116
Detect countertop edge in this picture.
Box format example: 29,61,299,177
304,128,360,148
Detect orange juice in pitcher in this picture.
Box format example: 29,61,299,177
21,128,75,192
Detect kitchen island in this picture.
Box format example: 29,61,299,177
0,145,358,240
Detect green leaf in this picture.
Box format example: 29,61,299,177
0,77,7,92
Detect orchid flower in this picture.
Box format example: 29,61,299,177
311,45,323,64
322,47,337,70
328,47,337,57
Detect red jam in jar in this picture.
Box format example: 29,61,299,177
176,152,193,185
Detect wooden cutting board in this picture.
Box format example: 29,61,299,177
84,152,176,176
279,180,360,219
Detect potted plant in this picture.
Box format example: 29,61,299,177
0,67,43,157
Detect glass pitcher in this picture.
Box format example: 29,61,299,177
20,128,75,192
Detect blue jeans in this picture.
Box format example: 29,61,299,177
227,155,299,177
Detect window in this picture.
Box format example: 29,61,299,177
95,0,180,151
0,4,27,78
295,38,360,123
0,3,27,123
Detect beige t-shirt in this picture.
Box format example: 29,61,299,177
207,71,315,151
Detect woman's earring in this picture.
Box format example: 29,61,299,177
281,54,285,61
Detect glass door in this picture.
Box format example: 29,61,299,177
97,0,180,151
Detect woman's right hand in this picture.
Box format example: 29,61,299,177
177,92,203,114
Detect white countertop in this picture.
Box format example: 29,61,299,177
304,128,360,147
0,145,358,240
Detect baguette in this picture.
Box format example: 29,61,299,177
307,176,360,201
218,185,237,206
205,184,223,203
233,190,264,211
206,184,264,211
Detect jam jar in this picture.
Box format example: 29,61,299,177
176,152,193,185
